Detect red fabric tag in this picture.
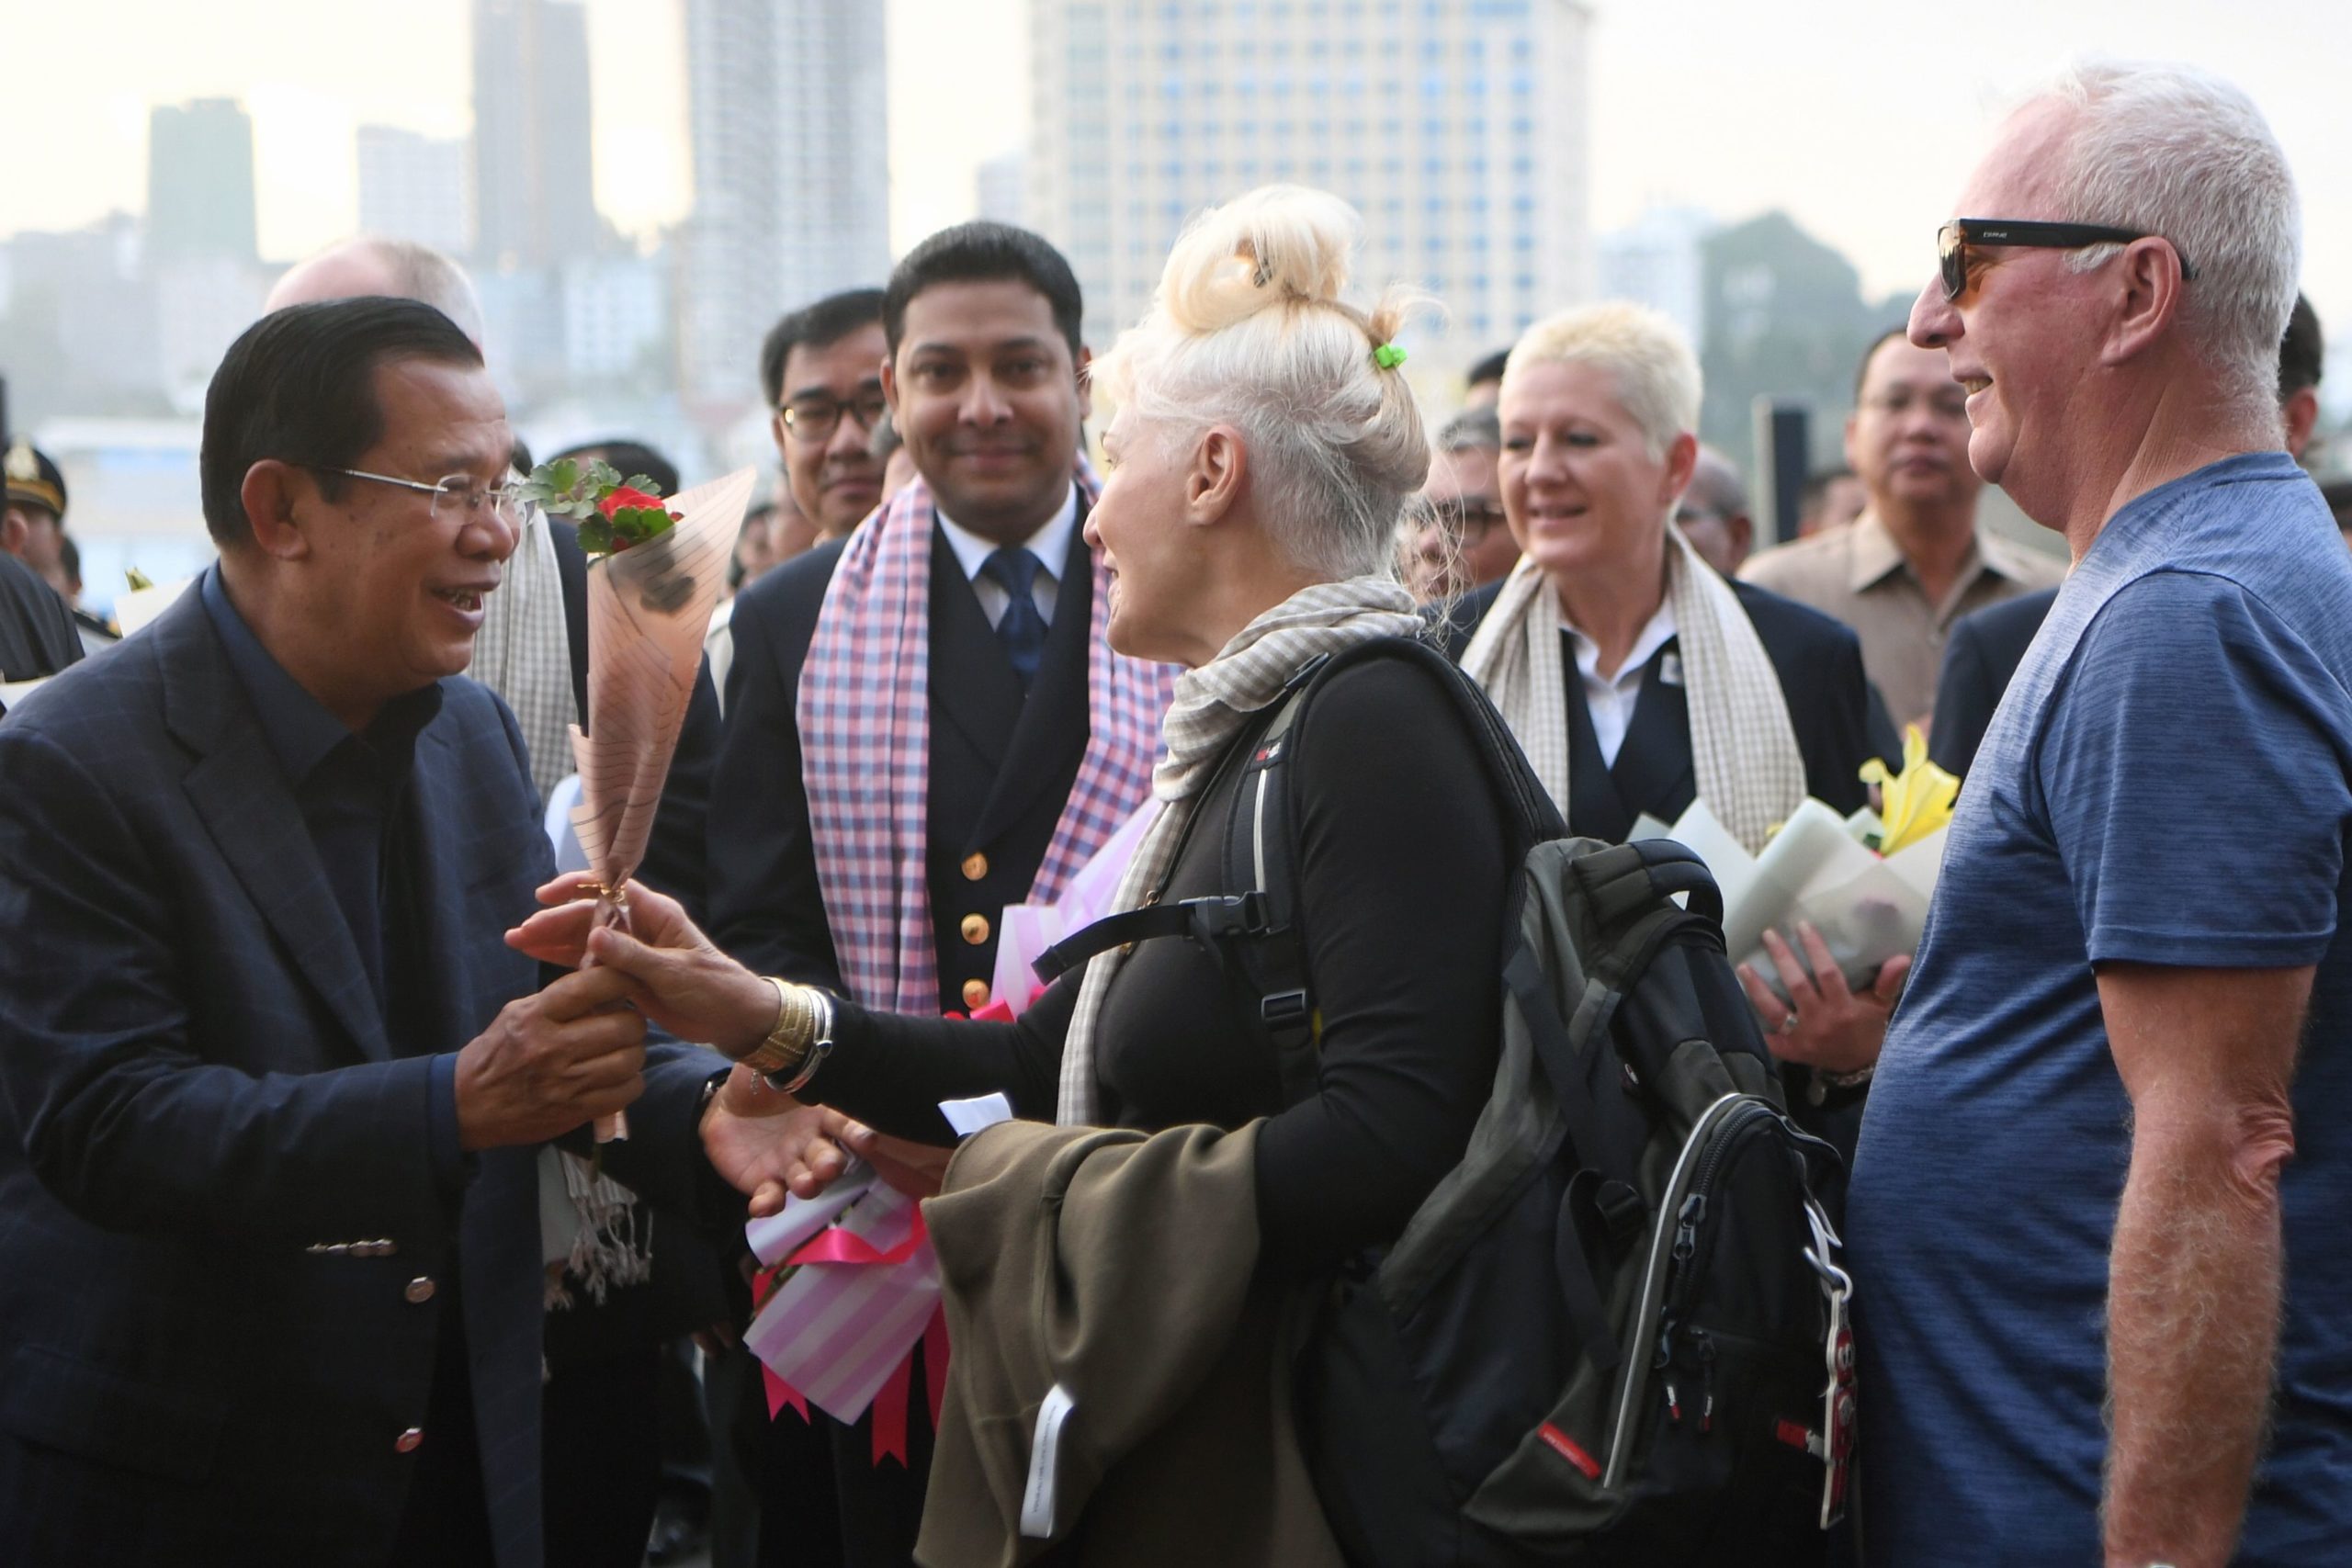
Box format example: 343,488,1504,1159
763,1365,808,1422
1776,1418,1815,1451
1537,1423,1601,1480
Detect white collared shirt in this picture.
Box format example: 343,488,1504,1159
1566,598,1679,768
935,484,1080,629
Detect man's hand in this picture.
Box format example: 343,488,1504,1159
454,965,648,1151
1737,921,1905,1077
699,1066,851,1217
507,874,778,1057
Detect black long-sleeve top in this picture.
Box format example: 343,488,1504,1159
800,648,1512,1275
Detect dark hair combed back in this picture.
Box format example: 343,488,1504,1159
2279,292,2324,400
1852,325,1912,403
758,288,887,408
549,439,681,498
201,297,482,548
1465,347,1512,389
884,222,1084,358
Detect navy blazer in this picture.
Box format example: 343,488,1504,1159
0,586,718,1567
1444,574,1884,1160
708,515,1096,1017
1928,584,2057,777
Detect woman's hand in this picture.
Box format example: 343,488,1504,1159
506,873,778,1057
1736,921,1906,1077
827,1110,954,1201
698,1066,853,1217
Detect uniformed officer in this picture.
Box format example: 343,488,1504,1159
705,225,1174,1568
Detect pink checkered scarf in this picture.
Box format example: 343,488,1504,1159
797,468,1176,1013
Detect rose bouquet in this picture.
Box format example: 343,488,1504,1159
518,456,758,1138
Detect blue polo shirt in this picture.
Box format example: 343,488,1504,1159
1848,453,2352,1565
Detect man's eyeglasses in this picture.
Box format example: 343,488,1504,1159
318,467,526,525
780,388,888,446
1410,497,1508,538
1938,219,2196,302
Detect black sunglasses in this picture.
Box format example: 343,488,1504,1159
1937,218,2197,301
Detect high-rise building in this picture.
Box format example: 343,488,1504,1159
146,99,259,263
1598,205,1716,350
357,127,474,256
1028,0,1594,364
679,0,888,405
975,150,1028,230
472,0,601,271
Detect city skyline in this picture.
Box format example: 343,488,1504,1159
1031,0,1596,363
8,0,2349,334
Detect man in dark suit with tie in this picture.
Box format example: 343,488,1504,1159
707,225,1174,1566
0,299,747,1567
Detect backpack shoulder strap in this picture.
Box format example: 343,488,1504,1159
1218,655,1326,1105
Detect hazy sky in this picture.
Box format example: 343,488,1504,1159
8,0,2348,335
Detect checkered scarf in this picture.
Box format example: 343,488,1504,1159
1056,575,1424,1124
1461,525,1804,855
800,468,1177,1014
468,508,576,806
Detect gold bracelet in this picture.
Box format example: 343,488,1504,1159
741,977,815,1078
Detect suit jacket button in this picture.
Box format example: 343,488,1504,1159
961,852,989,882
962,979,992,1010
404,1277,436,1304
396,1427,424,1454
960,914,990,946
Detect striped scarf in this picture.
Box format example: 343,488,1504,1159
799,470,1178,1014
1460,525,1804,855
1056,576,1425,1124
468,508,576,807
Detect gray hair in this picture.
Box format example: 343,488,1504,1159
1092,185,1435,581
2035,60,2300,411
1435,406,1501,455
1682,446,1747,519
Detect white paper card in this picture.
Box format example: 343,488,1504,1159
939,1093,1015,1137
1020,1382,1078,1538
744,1165,876,1269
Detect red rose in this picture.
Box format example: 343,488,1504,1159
598,485,666,518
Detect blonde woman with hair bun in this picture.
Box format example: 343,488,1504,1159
526,186,1527,1561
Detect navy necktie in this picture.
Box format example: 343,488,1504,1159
980,547,1047,691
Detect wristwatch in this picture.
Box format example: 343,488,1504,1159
741,977,837,1095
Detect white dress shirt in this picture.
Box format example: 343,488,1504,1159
1566,598,1679,768
935,484,1080,629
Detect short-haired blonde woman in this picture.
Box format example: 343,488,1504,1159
515,187,1519,1557
1459,302,1882,1129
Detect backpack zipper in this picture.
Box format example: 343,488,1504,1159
1600,1091,1754,1488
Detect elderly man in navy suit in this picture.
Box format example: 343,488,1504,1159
0,299,761,1567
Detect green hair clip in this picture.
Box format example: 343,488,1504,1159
1373,342,1408,370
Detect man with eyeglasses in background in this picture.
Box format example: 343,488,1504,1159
1674,443,1756,577
707,226,1175,1568
1406,406,1521,606
1740,325,2064,733
761,288,891,546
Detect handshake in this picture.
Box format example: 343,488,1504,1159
452,873,937,1212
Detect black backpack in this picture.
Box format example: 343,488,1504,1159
1037,637,1857,1566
